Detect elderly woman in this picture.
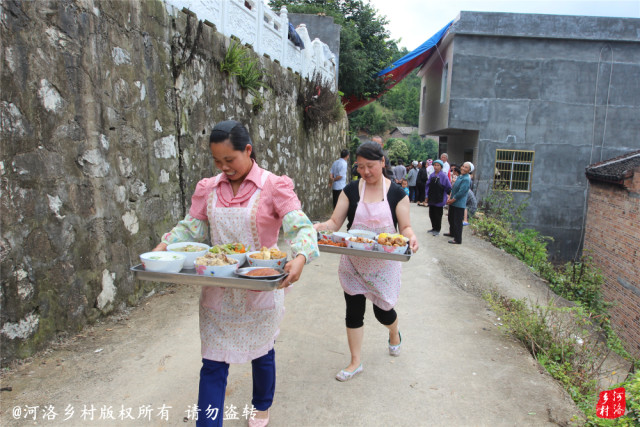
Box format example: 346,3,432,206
424,159,451,236
313,142,419,382
153,120,319,427
445,161,473,244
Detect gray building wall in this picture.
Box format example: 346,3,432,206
419,11,640,260
288,13,341,86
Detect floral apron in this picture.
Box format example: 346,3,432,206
338,179,403,310
199,171,285,364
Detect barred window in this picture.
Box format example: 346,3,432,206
493,150,534,192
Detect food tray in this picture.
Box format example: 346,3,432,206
130,265,286,291
318,244,413,262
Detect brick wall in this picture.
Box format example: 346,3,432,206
583,180,640,358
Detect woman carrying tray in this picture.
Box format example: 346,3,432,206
313,142,419,382
153,120,319,427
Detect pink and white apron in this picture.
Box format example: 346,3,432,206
199,171,285,364
338,179,403,310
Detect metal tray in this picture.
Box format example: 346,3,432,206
318,244,413,262
130,265,286,291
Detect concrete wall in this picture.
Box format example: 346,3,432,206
288,13,341,86
0,0,347,365
584,179,640,358
418,39,453,135
420,11,640,260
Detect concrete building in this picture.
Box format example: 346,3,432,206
417,11,640,260
583,151,640,358
288,13,341,86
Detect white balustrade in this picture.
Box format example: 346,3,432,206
164,0,337,89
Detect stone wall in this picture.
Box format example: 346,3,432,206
0,0,347,365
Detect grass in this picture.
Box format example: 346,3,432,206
472,189,639,424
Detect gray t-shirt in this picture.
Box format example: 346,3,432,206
393,165,406,182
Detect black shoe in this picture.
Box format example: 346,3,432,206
427,229,435,233
443,233,453,237
448,240,461,244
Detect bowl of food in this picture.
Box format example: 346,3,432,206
194,253,239,277
167,242,210,269
375,233,409,254
347,236,376,251
209,243,249,266
317,230,334,241
140,251,186,273
348,229,377,240
331,231,352,244
247,247,288,269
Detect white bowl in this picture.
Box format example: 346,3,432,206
167,242,210,269
140,251,186,273
317,230,334,240
376,243,409,254
246,250,288,269
226,252,247,266
348,229,377,240
375,234,409,254
331,232,351,243
194,258,239,277
347,237,376,251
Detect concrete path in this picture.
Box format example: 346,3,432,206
0,204,580,426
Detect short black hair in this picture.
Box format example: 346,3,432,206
209,120,256,160
340,149,349,158
355,141,384,162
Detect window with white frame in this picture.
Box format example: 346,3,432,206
493,149,535,192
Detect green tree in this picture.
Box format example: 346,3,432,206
378,70,421,126
386,138,409,163
405,132,438,162
347,102,393,135
270,0,399,99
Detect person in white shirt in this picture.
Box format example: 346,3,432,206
426,159,435,178
330,149,350,208
440,153,450,175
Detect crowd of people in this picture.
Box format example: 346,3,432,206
349,143,477,241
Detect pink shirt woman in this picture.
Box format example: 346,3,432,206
153,121,318,426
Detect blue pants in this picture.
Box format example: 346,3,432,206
197,349,276,427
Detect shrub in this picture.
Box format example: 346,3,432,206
298,72,342,129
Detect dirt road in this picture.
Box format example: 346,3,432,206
1,204,583,426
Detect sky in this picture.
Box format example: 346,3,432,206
367,0,640,51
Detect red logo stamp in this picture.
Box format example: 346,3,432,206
596,387,626,419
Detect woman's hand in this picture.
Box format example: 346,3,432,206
409,235,419,253
279,254,306,289
152,242,168,252
446,198,455,205
313,222,327,232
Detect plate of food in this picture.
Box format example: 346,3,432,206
375,233,409,254
194,252,239,277
209,242,249,265
318,238,348,247
247,247,288,268
235,267,287,280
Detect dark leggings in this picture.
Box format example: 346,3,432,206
344,292,397,328
429,205,444,231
